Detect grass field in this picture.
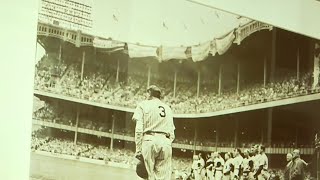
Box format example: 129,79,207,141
29,153,145,180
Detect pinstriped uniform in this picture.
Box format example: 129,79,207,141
233,155,243,179
133,98,175,180
257,153,269,180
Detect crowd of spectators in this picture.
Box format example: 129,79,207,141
30,128,191,174
31,131,314,180
33,56,320,114
32,103,313,149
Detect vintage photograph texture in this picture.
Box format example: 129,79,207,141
30,0,320,180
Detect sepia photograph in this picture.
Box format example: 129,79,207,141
29,0,320,180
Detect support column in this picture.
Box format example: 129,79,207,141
173,71,177,98
313,42,320,89
110,113,115,151
116,59,120,83
193,122,198,155
147,65,151,87
270,29,277,82
80,51,85,81
267,108,273,147
295,126,298,148
74,107,80,145
234,118,239,147
215,121,219,151
218,64,223,95
237,63,240,94
59,43,62,62
197,71,200,98
264,57,267,87
261,115,264,144
261,129,264,144
317,150,320,180
297,49,300,80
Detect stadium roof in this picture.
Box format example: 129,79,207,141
37,0,272,61
92,0,251,47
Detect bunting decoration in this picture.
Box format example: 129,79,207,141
209,40,217,56
93,37,125,53
185,47,192,59
128,44,158,58
160,46,188,61
215,31,235,55
191,41,211,62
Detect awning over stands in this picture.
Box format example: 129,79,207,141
93,38,126,53
92,29,236,62
38,0,273,62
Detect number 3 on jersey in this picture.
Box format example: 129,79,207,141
158,106,166,117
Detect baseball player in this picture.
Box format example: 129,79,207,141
192,154,201,180
241,149,254,180
251,145,261,175
232,148,244,180
133,85,175,180
254,145,269,180
214,152,225,180
223,152,234,180
205,152,215,180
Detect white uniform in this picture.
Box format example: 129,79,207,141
233,155,243,179
192,159,202,180
241,157,254,180
206,159,215,180
257,153,269,180
133,98,175,180
214,157,225,180
223,158,234,180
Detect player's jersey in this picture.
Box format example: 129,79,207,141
192,160,200,170
258,153,268,170
199,158,205,168
214,157,225,171
133,98,175,141
253,154,261,171
242,157,252,173
233,155,243,177
223,158,234,174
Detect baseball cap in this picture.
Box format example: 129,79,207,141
147,85,161,94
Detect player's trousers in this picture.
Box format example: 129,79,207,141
223,172,233,180
206,169,214,180
257,170,270,180
214,170,223,180
142,133,172,180
241,172,254,180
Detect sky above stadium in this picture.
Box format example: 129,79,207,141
91,0,252,47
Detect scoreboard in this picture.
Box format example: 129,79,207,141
38,0,93,33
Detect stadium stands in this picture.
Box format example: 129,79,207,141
32,128,316,180
32,102,314,149
34,57,320,114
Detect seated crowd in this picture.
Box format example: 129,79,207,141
34,57,319,114
33,104,313,149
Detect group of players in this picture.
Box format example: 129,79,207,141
179,144,269,180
